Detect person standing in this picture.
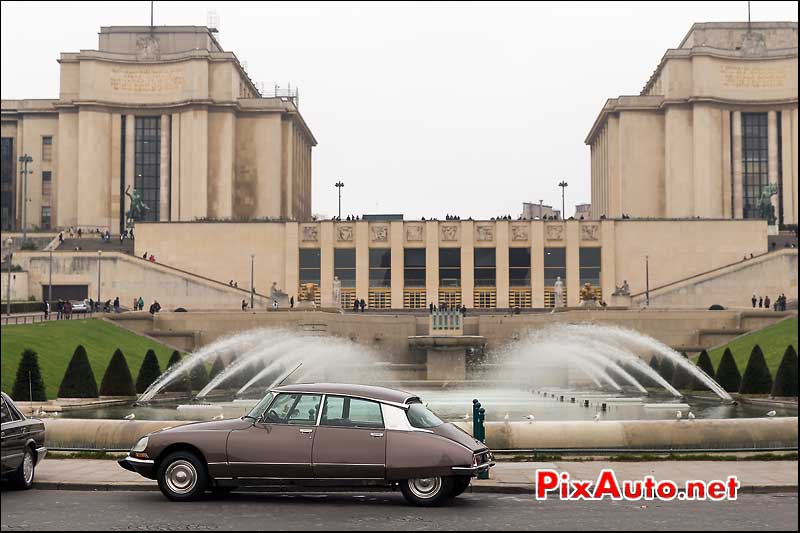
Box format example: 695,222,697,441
241,299,248,311
44,300,50,320
751,294,757,308
113,296,120,313
272,299,278,311
758,297,763,308
138,296,144,311
353,299,359,313
290,296,294,309
429,303,434,314
764,295,771,310
359,298,366,312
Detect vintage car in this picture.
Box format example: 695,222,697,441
119,383,494,505
1,392,47,489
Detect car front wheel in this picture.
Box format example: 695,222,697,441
400,476,455,506
11,447,35,489
156,451,208,501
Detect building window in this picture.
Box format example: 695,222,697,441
1,137,15,230
334,248,356,289
134,117,161,221
580,247,602,300
369,249,391,288
474,248,496,288
41,136,52,162
299,248,321,306
439,248,460,288
42,171,52,197
41,206,51,230
544,247,566,308
741,113,768,220
404,248,426,288
509,248,531,287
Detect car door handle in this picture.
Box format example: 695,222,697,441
299,429,314,434
369,432,384,438
22,427,28,433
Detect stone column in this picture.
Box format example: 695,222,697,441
600,220,616,302
319,222,334,308
721,110,732,218
109,114,122,233
159,114,170,221
768,111,779,222
284,222,299,303
566,220,580,307
170,114,181,221
124,114,135,221
390,221,404,309
531,221,544,307
732,111,743,218
495,220,510,308
460,220,474,308
425,221,439,307
355,221,369,305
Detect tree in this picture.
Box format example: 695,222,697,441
165,350,188,393
695,350,716,379
136,349,162,394
11,349,47,402
739,344,773,395
658,357,675,383
671,353,695,390
771,345,798,397
99,349,136,397
649,356,660,371
190,362,209,391
58,345,98,398
209,356,225,379
715,348,741,393
167,350,182,369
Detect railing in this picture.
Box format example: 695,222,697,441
1,311,97,326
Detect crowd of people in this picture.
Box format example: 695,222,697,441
751,293,789,311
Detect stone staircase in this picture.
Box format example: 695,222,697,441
57,236,135,255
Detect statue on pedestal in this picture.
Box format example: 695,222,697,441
332,275,342,308
756,183,778,225
579,282,599,307
612,280,630,296
124,185,149,228
554,276,565,308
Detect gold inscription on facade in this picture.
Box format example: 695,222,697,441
720,65,787,89
110,69,184,93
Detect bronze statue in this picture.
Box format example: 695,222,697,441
580,282,598,302
756,183,778,225
124,185,150,228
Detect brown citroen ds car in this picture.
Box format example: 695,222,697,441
119,383,494,506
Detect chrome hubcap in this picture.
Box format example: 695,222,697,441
22,452,34,484
165,460,197,495
408,477,442,499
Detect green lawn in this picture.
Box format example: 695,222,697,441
1,319,177,399
703,317,798,375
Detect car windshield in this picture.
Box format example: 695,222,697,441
406,402,444,428
246,392,275,419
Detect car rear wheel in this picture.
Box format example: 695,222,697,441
400,476,455,507
452,476,471,497
11,447,35,489
156,451,208,501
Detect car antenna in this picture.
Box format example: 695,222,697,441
276,362,303,387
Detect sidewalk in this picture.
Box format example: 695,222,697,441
30,459,798,494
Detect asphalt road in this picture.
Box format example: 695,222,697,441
1,490,797,531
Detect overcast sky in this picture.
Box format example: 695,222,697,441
2,1,797,219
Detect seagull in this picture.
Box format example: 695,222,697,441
593,413,601,422
676,411,682,420
211,413,224,420
124,413,136,420
687,412,695,420
523,414,535,421
766,410,777,417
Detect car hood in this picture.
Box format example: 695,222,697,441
431,422,488,452
157,418,253,434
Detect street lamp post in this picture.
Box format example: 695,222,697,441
18,154,33,242
250,254,255,310
539,199,544,219
97,250,102,309
645,255,650,307
335,181,344,219
5,237,12,317
48,249,53,309
558,181,568,220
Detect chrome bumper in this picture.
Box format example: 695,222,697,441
35,446,47,464
118,456,156,479
452,460,496,473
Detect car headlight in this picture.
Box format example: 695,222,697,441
131,436,149,453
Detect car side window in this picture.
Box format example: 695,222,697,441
320,396,384,429
287,394,321,425
263,393,298,424
1,399,11,424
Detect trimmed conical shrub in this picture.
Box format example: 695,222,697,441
99,349,136,396
695,350,716,379
658,357,675,383
167,350,182,368
209,356,225,379
58,345,98,398
164,350,188,393
771,346,798,397
716,348,741,393
136,349,162,394
649,356,660,371
671,353,695,390
11,349,47,402
739,344,773,394
190,363,209,391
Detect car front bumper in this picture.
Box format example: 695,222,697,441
118,456,156,479
451,460,496,475
35,446,47,464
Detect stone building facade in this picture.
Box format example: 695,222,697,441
1,26,316,232
586,22,798,223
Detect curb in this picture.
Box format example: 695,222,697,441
31,482,798,495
